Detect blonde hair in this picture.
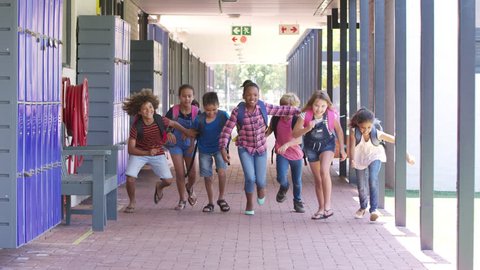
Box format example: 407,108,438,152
279,92,301,107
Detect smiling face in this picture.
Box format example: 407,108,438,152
312,98,328,118
179,87,194,108
204,104,219,119
243,86,259,108
138,101,155,121
358,121,373,135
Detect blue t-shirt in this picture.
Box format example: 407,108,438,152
192,110,229,154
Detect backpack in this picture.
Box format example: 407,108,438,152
236,100,268,130
171,104,199,121
303,108,337,133
354,120,385,147
134,114,167,141
269,116,307,165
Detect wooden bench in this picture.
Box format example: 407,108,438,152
61,145,122,231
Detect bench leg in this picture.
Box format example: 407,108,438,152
65,195,71,225
92,194,106,232
106,189,117,221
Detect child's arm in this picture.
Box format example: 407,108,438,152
277,136,302,154
127,138,159,156
349,129,356,168
219,110,237,163
334,119,347,161
378,131,395,144
266,103,300,117
292,115,315,138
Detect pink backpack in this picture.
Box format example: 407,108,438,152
171,104,199,120
303,108,338,132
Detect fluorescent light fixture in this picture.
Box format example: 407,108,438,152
222,0,238,2
314,0,333,16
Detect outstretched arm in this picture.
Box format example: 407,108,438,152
292,117,314,138
277,136,302,154
379,131,395,144
334,119,347,161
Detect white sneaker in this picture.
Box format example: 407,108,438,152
370,210,381,221
355,208,366,219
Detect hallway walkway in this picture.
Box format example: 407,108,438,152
0,145,450,270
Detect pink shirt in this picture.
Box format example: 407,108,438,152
274,117,304,160
219,102,299,155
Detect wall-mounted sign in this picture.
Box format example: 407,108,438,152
279,24,300,35
232,26,252,36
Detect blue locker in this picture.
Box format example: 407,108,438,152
24,104,33,242
16,104,25,246
35,104,44,234
41,105,48,230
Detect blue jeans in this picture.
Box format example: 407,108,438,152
238,147,267,193
198,151,227,177
276,155,303,202
355,160,382,213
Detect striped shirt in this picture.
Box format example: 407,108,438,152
219,102,300,155
129,117,170,155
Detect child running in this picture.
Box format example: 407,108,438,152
219,81,300,215
292,90,347,220
187,92,231,213
349,108,415,221
165,84,199,210
122,89,188,213
266,93,305,213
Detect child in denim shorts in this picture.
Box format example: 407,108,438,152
186,92,230,213
122,89,188,213
292,90,347,220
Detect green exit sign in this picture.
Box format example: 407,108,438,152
232,26,252,36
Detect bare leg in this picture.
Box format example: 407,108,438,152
309,161,324,212
204,176,214,204
184,155,197,191
217,168,226,200
170,154,186,201
126,176,136,209
319,151,335,211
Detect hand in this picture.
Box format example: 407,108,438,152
185,129,198,138
221,148,230,164
350,159,356,169
277,143,289,154
166,132,176,144
406,153,416,165
339,149,347,162
307,121,315,131
149,148,159,156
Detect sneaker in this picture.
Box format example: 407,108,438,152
293,200,305,213
276,186,288,203
355,208,366,219
370,210,381,221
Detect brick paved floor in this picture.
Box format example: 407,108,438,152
0,146,452,269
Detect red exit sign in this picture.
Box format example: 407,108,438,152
279,24,300,35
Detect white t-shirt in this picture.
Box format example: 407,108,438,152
353,130,386,170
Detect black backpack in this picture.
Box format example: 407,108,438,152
134,114,167,141
269,116,307,165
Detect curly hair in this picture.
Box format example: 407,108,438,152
349,107,375,128
122,88,160,116
302,90,333,112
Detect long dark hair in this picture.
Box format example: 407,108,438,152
349,107,375,128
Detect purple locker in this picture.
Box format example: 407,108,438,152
18,0,26,101
24,105,33,241
41,105,49,230
33,104,42,236
17,104,26,245
53,104,62,224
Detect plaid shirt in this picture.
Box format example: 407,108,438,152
219,102,300,155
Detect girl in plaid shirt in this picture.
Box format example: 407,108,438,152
219,82,299,215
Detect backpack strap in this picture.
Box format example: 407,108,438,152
303,110,314,127
172,104,180,120
191,105,199,120
270,116,280,138
134,116,144,140
354,124,382,146
196,112,206,137
236,100,268,129
326,108,337,132
135,114,166,141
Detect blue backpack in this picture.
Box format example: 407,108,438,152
236,100,268,129
354,120,384,146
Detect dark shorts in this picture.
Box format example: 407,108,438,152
303,137,336,162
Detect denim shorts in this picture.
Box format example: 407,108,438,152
125,154,173,179
303,137,336,162
167,143,194,157
199,151,227,177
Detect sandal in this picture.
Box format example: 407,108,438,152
216,199,231,212
154,185,164,204
202,204,214,213
185,184,197,206
323,209,334,219
175,200,187,210
124,206,135,213
311,210,323,220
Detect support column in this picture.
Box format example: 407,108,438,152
327,15,333,99
374,0,386,208
420,0,434,250
340,0,347,177
348,0,358,184
394,0,407,227
360,0,370,109
457,0,475,268
317,30,323,90
385,0,395,189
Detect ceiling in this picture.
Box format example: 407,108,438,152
133,0,340,64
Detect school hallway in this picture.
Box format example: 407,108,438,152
0,140,450,270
